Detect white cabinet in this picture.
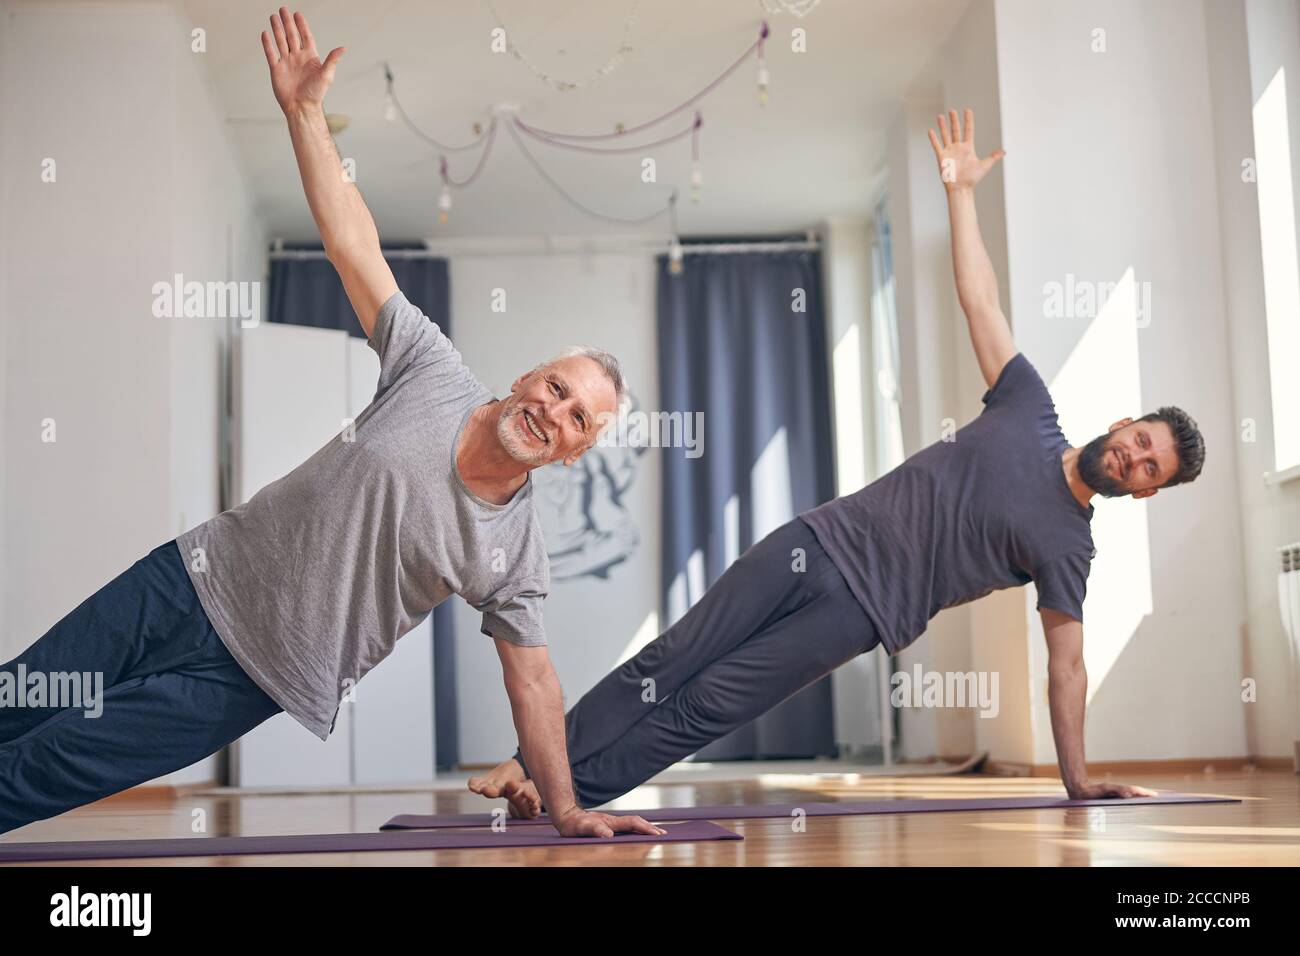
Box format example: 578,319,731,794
228,323,434,786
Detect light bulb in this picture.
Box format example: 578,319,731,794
438,185,452,224
669,239,684,274
757,64,769,105
384,92,397,123
690,164,703,203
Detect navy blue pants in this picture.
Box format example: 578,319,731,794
0,540,282,835
515,517,879,807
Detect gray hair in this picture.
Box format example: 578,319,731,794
538,346,630,417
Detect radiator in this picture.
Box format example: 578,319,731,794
1279,543,1300,772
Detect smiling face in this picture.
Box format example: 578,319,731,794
495,355,620,468
1077,418,1181,499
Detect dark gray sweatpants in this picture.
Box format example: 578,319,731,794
0,541,283,835
516,517,879,807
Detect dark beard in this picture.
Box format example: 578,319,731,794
1077,432,1127,498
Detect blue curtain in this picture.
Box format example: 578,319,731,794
267,244,460,771
268,242,450,338
657,246,837,760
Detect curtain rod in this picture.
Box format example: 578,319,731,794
267,238,821,260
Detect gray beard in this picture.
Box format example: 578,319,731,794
496,401,551,467
1077,433,1127,498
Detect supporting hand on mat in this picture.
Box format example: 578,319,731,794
494,642,668,839
1069,781,1159,800
551,806,666,839
506,769,666,838
261,7,343,114
472,770,666,838
927,107,1005,193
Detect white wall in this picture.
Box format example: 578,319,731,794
3,3,171,654
822,217,889,755
1216,0,1300,760
445,252,661,763
885,0,1005,763
883,0,1267,767
165,5,269,784
0,1,11,644
936,0,1016,767
1,1,266,784
995,0,1248,766
170,8,269,551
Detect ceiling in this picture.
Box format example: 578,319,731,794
187,0,966,242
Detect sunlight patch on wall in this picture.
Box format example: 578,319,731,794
665,428,793,626
751,426,793,541
832,323,867,494
665,547,707,625
1252,67,1300,472
1049,266,1153,702
614,609,662,668
724,493,740,567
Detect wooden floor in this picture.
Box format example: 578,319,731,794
2,768,1298,866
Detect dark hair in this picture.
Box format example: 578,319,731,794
1137,406,1205,488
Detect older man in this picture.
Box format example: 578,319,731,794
0,8,660,840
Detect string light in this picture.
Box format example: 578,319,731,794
668,190,684,274
384,23,768,231
504,121,675,226
759,0,822,17
690,112,703,203
484,0,642,93
438,157,452,224
383,63,398,122
514,23,768,142
383,62,492,154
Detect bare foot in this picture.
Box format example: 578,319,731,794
467,756,526,799
503,779,544,819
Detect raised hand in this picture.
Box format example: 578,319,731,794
261,7,344,115
927,107,1005,192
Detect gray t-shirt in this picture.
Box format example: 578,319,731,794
176,290,550,740
801,352,1094,654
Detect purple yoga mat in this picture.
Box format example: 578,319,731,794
381,791,1240,830
0,820,739,863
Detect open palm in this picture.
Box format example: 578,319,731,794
261,7,344,114
927,108,1005,191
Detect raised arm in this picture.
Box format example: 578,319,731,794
927,108,1016,389
261,8,396,338
1041,609,1155,800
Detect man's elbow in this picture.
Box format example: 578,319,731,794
1047,655,1085,682
958,287,1002,316
324,234,377,268
504,672,544,701
503,661,558,703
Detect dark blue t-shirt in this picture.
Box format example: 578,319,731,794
801,352,1095,654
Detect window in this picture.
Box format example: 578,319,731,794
1252,66,1300,475
870,198,905,475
